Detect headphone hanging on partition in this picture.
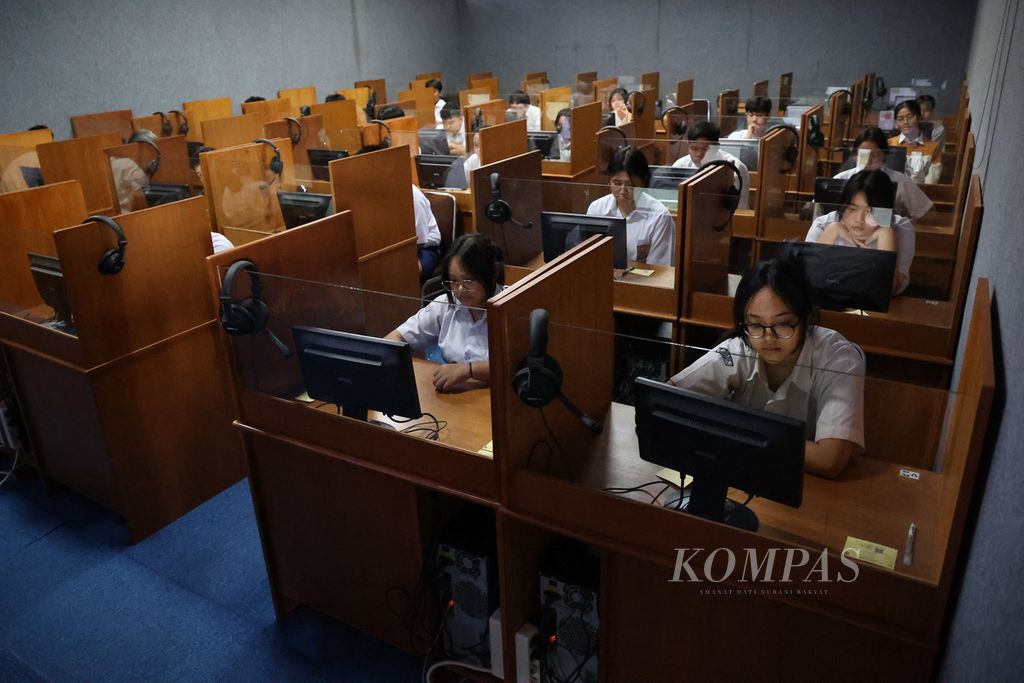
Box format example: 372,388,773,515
627,90,646,116
169,109,189,135
153,111,172,137
661,106,688,138
87,215,128,275
699,159,742,232
369,119,392,148
284,116,303,146
807,114,825,148
764,123,800,170
253,138,283,179
830,89,853,117
129,132,162,177
485,172,512,223
218,259,293,357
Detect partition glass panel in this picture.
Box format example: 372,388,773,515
0,219,77,336
0,143,43,194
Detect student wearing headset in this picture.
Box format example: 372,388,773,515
670,256,866,479
672,121,751,210
586,146,674,266
386,233,505,392
833,127,933,219
109,128,159,213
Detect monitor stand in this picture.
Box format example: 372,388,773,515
339,403,397,430
664,478,759,532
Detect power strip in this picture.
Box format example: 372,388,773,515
489,608,504,678
515,622,539,683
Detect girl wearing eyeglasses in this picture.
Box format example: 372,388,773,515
386,233,504,392
669,257,865,478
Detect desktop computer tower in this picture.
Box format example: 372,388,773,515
435,506,498,667
538,539,600,683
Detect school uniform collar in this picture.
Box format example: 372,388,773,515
899,130,925,145
750,329,817,401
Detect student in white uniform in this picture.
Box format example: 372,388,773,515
609,88,633,127
727,96,772,140
412,184,443,275
508,91,542,132
586,146,675,266
426,79,445,126
437,104,466,155
669,256,866,479
807,169,915,295
672,121,751,210
387,233,504,392
833,128,933,219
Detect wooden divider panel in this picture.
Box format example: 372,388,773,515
71,109,133,141
479,119,528,166
242,97,292,119
717,89,740,136
468,76,499,100
641,72,660,99
631,90,655,141
462,98,509,133
777,72,794,116
182,97,233,143
37,132,121,215
795,104,824,193
354,79,387,105
473,151,543,266
594,78,618,112
310,99,361,152
278,86,317,116
752,80,769,98
681,165,735,317
539,87,572,132
675,79,694,107
265,114,324,179
575,72,598,104
201,112,268,149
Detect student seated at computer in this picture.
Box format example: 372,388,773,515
437,104,466,155
669,256,865,479
553,107,572,161
833,127,933,219
413,184,443,276
508,91,542,132
386,233,504,392
727,96,772,140
671,121,751,210
917,94,946,150
586,146,674,266
108,129,163,213
806,169,914,295
889,99,942,184
0,124,49,193
608,87,633,127
426,79,446,126
463,134,481,178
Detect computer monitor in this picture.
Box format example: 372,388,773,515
718,138,759,172
144,183,190,207
418,128,450,156
292,325,422,423
778,240,898,312
633,377,805,531
540,211,628,269
837,146,907,175
307,149,349,181
813,176,847,217
527,131,558,159
27,252,75,332
649,165,698,190
276,191,332,229
415,154,461,189
20,166,43,188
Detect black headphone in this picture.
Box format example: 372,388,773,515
169,109,189,136
471,108,485,133
485,172,512,223
807,114,825,148
253,138,283,177
661,106,688,137
368,119,392,148
700,159,742,231
364,89,377,121
219,260,268,336
284,117,303,146
627,90,646,116
831,89,853,117
764,123,800,169
87,215,127,275
130,134,161,177
863,77,888,111
153,111,172,137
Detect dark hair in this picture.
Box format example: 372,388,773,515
443,233,505,301
839,169,895,210
440,103,462,121
28,124,49,131
729,256,817,347
190,145,215,170
917,94,936,110
299,105,312,116
325,93,346,103
244,96,266,103
745,96,773,115
852,127,890,151
508,90,531,106
608,87,629,105
688,120,721,142
554,107,572,133
376,104,405,120
894,99,921,119
606,146,651,186
425,79,443,93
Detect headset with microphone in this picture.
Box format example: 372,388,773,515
252,138,283,187
764,123,800,170
284,116,303,146
129,131,161,178
368,119,392,149
830,89,854,117
153,111,172,137
87,215,128,275
513,308,602,436
699,159,742,232
364,89,377,121
169,109,189,136
806,114,825,149
471,108,485,133
485,173,532,228
218,259,292,357
660,106,688,138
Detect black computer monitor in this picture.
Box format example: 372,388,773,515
540,211,628,269
292,325,422,423
633,377,805,531
415,154,461,189
813,176,847,215
838,146,907,174
778,240,898,312
144,183,190,207
27,252,75,332
418,128,450,156
20,166,43,188
307,149,349,181
649,165,698,190
276,191,332,229
718,138,759,172
527,131,558,159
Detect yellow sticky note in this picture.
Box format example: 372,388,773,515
478,440,494,457
656,468,694,488
294,391,314,403
842,536,898,570
630,268,655,277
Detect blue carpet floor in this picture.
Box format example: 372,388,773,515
0,472,423,682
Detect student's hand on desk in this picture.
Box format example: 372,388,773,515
433,362,472,392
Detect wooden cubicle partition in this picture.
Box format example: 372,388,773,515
414,71,441,81
132,113,165,137
265,114,323,179
717,88,740,136
329,145,420,336
641,72,660,98
676,79,694,108
631,90,655,141
0,127,54,152
462,98,509,133
794,104,824,193
541,100,601,179
479,118,528,166
278,86,317,116
468,76,499,100
354,78,387,105
200,138,295,243
200,112,268,149
0,196,244,542
752,79,769,98
574,71,597,103
182,97,233,143
521,78,548,105
36,132,121,216
539,86,572,131
412,86,438,128
339,87,371,114
467,71,492,82
777,71,793,116
679,164,737,320
682,99,709,120
594,77,618,112
309,99,361,152
596,123,631,174
753,126,797,245
525,71,548,82
242,97,292,119
848,79,866,137
0,128,53,190
103,135,191,190
459,86,493,111
70,109,133,141
825,89,852,159
472,151,543,267
0,181,87,311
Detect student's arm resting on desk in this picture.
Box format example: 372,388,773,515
804,337,866,478
805,439,861,479
432,360,489,392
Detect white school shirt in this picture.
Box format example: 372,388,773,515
725,128,762,140
434,98,445,126
832,165,934,219
463,153,480,178
897,131,942,184
526,105,542,132
397,289,502,364
211,232,235,254
671,147,751,210
669,327,866,447
585,191,675,266
412,184,442,247
806,209,915,295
